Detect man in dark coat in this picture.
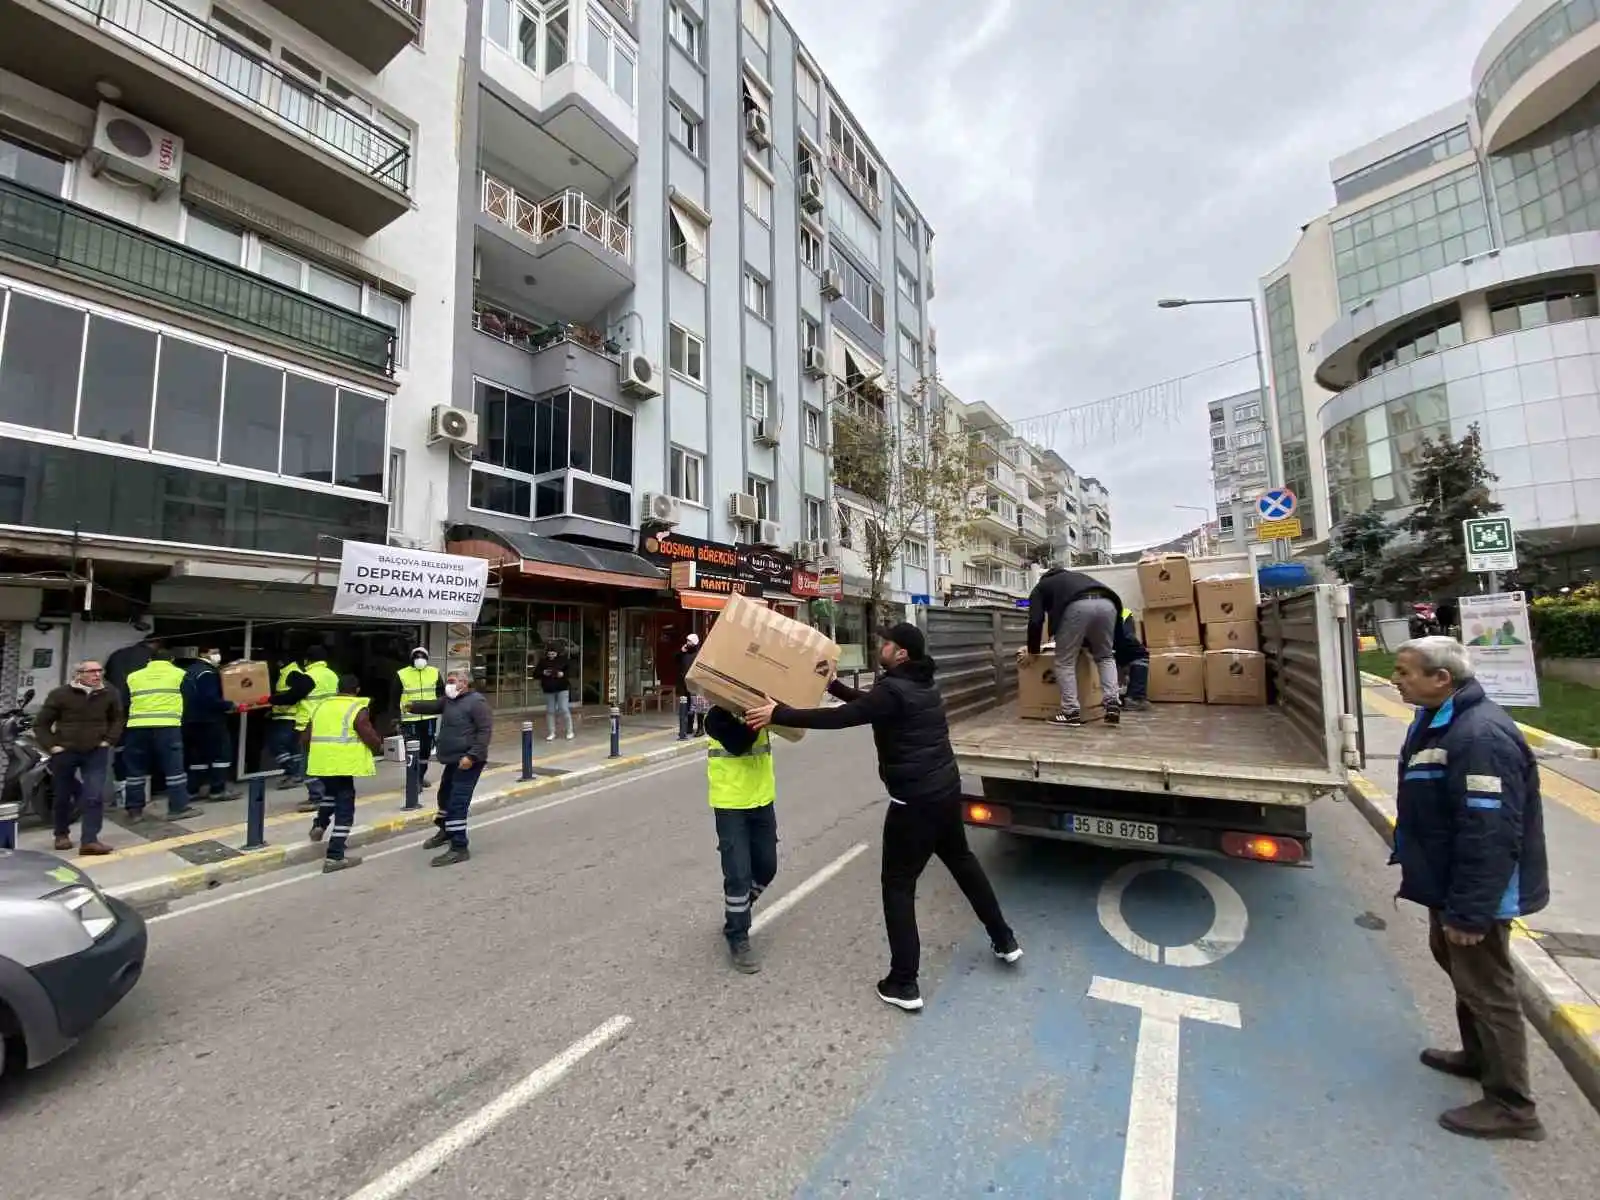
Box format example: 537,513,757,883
1391,636,1549,1141
746,622,1020,1013
181,647,239,801
1021,567,1123,726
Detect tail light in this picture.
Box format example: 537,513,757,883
965,801,1011,827
1221,832,1304,864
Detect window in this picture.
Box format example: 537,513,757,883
1329,165,1489,306
797,58,821,114
826,180,881,265
669,100,702,157
488,0,568,73
802,318,822,354
895,206,917,241
746,476,771,521
826,110,881,209
668,199,708,282
836,502,853,548
586,5,635,106
1487,276,1600,335
745,270,771,320
805,497,825,540
1211,435,1227,453
745,373,769,420
742,0,770,43
471,383,633,521
744,161,773,223
670,446,703,504
1234,429,1265,449
896,262,919,305
804,407,823,449
1233,402,1262,423
1237,455,1267,476
387,448,406,533
898,328,921,372
0,133,67,195
800,224,823,272
904,539,927,569
668,2,700,59
1358,305,1466,378
668,324,704,383
1208,405,1224,424
829,248,885,329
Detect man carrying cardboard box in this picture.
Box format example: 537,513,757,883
701,703,780,975
1021,567,1124,727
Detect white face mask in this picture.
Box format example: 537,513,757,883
412,656,428,669
207,653,222,666
443,683,461,699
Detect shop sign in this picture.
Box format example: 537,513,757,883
817,566,844,600
331,541,488,623
639,531,793,588
1459,591,1539,707
670,561,697,590
947,584,1016,609
792,567,821,598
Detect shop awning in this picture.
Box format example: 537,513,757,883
678,590,731,611
448,525,668,591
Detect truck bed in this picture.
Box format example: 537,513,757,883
951,700,1347,807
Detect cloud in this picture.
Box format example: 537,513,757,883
785,0,1510,544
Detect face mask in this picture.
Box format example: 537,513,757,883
412,656,428,669
207,653,222,666
444,683,461,699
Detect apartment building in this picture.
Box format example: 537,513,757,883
1207,387,1270,552
1262,0,1600,577
0,0,461,715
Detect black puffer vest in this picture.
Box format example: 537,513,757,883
872,658,961,803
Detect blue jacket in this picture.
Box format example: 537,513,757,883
1391,679,1548,931
181,661,234,724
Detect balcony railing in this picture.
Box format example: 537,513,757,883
0,176,394,374
471,297,619,362
480,174,632,262
829,377,887,424
53,0,412,194
827,139,881,213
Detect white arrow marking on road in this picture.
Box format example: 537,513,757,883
1089,977,1242,1200
1096,860,1249,967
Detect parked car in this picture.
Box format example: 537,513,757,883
0,848,146,1079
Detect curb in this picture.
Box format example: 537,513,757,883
1359,673,1597,760
1359,671,1390,689
1345,771,1600,1113
110,740,705,913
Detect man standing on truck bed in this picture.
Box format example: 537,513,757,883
745,622,1021,1013
1020,567,1124,727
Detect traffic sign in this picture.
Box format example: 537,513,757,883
1463,516,1516,573
1256,517,1302,541
1256,488,1297,522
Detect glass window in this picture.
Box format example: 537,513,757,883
79,316,156,448
669,101,701,156
744,163,773,223
486,0,511,47
826,180,881,266
367,289,405,367
805,407,823,448
1331,166,1488,306
669,2,699,59
742,0,770,43
669,325,704,382
183,210,246,264
801,224,823,271
258,245,303,289
591,397,613,480
829,249,885,329
568,391,593,472
571,477,630,524
336,390,388,492
306,263,362,311
0,134,65,194
153,337,223,460
535,477,563,517
745,271,770,319
797,59,821,113
281,375,334,482
670,446,702,504
220,357,283,474
472,469,531,518
546,2,569,69
746,373,769,419
0,294,82,434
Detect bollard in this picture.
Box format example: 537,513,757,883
243,776,267,850
521,720,535,780
0,799,18,851
403,737,422,810
853,668,861,691
678,693,690,740
609,705,621,758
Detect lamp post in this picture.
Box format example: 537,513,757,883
1158,296,1290,561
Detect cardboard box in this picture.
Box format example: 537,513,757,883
1195,575,1257,626
1204,620,1261,653
1148,651,1206,703
1138,553,1194,609
220,659,271,711
1144,603,1202,650
683,593,840,741
1018,645,1103,721
1204,650,1268,706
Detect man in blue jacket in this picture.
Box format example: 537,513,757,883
1391,636,1548,1141
181,647,239,801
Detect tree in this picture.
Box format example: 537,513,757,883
1326,509,1400,604
829,372,983,624
1387,423,1500,600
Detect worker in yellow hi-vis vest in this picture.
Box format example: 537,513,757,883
292,647,341,815
701,704,779,975
122,645,202,821
304,674,382,874
397,646,444,788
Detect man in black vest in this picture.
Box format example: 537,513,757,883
746,622,1021,1013
1022,567,1124,726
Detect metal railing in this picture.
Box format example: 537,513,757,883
53,0,411,194
829,377,887,424
382,0,424,18
0,176,395,374
480,174,632,262
471,297,619,362
826,138,881,213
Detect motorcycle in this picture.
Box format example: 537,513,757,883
0,690,73,828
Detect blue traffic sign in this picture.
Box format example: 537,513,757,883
910,593,932,606
1257,488,1297,521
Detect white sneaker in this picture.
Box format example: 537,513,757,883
565,730,576,740
546,733,556,742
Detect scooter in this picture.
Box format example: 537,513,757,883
0,690,72,828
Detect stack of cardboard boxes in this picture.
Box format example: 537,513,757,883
1138,553,1267,707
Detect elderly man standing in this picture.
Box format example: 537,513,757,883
409,670,493,868
36,660,123,855
1391,636,1549,1141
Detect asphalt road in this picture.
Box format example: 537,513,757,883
3,726,1598,1200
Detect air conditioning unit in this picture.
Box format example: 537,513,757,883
799,173,823,212
815,538,833,559
728,492,761,524
803,345,827,378
428,405,478,447
640,491,681,527
88,103,183,197
745,108,771,148
619,353,662,398
820,268,843,300
792,539,816,561
757,519,782,546
754,418,780,447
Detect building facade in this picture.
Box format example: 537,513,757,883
1262,0,1600,577
1207,387,1270,552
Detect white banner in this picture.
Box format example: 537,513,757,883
331,541,489,624
1459,590,1540,708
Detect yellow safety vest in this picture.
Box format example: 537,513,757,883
706,728,776,811
294,661,341,731
1121,607,1133,622
271,663,308,720
306,695,375,778
125,661,187,729
397,664,441,725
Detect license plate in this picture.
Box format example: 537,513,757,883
1062,814,1160,844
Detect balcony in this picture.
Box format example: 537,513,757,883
968,543,1022,569
476,173,633,320
830,377,888,425
827,138,881,213
0,0,412,235
257,0,421,73
472,297,619,362
0,175,394,374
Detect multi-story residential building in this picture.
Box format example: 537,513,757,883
0,0,461,718
1207,387,1270,551
1261,0,1600,576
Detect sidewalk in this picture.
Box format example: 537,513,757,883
21,709,699,905
1349,677,1600,1110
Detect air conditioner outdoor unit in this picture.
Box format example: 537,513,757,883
820,268,843,300
88,103,183,197
428,405,478,447
640,492,681,527
757,519,782,546
792,539,815,561
803,346,827,377
754,418,780,447
815,538,833,559
799,173,823,212
728,493,761,524
619,353,662,398
745,108,771,148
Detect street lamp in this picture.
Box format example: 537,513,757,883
1158,295,1289,561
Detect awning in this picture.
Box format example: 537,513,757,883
448,525,668,591
679,590,730,611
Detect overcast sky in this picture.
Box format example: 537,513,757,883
789,0,1512,548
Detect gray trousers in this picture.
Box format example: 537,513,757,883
1054,597,1121,713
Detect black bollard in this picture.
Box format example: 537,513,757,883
521,721,535,780
678,693,690,740
243,776,267,850
403,737,422,810
609,705,621,758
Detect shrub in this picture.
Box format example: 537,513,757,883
1531,601,1600,658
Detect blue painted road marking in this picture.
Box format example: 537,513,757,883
797,838,1517,1200
1257,488,1298,521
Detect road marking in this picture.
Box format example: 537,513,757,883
750,842,870,935
1088,977,1242,1200
1097,860,1249,967
343,1014,633,1200
149,758,698,924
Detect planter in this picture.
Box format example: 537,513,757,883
1538,657,1600,689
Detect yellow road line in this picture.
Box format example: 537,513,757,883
1363,690,1415,723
